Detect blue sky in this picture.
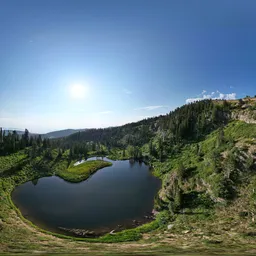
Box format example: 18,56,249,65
0,0,256,133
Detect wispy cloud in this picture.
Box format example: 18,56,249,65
134,105,169,111
97,111,113,115
186,90,236,104
123,88,132,94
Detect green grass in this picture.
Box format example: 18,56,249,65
107,148,130,160
1,120,256,253
224,121,256,140
56,160,113,183
0,150,27,174
168,121,255,170
152,120,256,211
0,152,159,247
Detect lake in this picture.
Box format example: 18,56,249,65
12,157,161,236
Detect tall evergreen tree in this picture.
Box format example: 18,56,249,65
0,127,2,143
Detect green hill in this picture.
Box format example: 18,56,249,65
0,97,256,254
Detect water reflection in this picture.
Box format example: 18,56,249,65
12,158,161,235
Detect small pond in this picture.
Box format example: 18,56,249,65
12,157,161,236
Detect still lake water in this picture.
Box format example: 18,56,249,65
12,158,161,234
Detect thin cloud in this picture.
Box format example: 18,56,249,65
186,90,236,104
97,111,113,115
134,105,168,111
123,88,132,94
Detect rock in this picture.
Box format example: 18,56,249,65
86,231,95,235
58,227,95,237
242,104,250,109
167,224,174,230
183,230,190,234
152,209,160,216
0,219,3,230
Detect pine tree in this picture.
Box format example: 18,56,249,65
58,148,62,158
37,135,42,146
149,140,153,155
216,126,225,148
0,127,2,143
24,129,29,146
43,139,47,149
158,138,163,161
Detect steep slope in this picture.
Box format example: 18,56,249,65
64,97,256,218
65,98,256,148
66,99,231,146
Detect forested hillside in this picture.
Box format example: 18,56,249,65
1,97,256,253
59,97,256,211
57,98,255,161
2,97,255,207
66,99,230,146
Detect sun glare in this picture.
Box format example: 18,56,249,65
70,84,87,99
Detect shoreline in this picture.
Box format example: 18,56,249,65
7,156,162,242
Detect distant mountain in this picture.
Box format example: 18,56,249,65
42,129,87,139
3,128,86,139
3,129,38,137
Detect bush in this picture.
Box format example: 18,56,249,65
156,210,173,227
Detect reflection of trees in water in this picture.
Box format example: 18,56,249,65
129,159,144,168
129,158,135,167
32,179,38,186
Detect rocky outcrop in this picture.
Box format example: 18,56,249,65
0,219,3,231
200,178,226,204
231,110,256,124
59,227,96,237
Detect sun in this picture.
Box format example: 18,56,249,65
70,84,87,99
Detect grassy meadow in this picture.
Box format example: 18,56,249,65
56,159,112,182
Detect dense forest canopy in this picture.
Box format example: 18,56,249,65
0,98,254,160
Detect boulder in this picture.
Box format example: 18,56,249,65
0,219,3,230
167,224,174,230
110,230,115,235
152,209,160,216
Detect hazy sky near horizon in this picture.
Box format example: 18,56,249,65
1,0,256,133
